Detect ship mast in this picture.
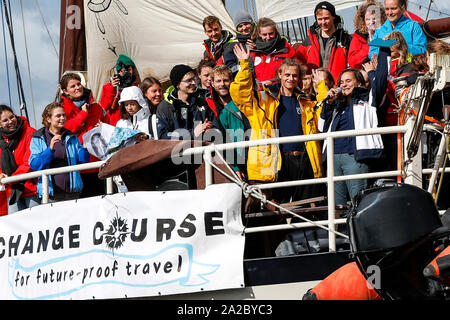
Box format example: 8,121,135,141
59,0,87,78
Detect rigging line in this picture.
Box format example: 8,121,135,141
0,2,12,106
34,0,58,57
2,0,29,121
409,0,450,17
19,0,37,127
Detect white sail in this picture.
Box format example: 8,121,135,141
254,0,364,23
83,0,235,102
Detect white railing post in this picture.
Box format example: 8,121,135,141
42,174,49,204
204,147,213,187
106,177,114,194
326,136,336,252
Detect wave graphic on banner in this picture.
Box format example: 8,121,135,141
8,244,220,300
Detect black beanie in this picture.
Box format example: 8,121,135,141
170,64,194,87
314,1,336,17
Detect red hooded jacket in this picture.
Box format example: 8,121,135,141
0,116,37,200
100,82,122,126
297,19,352,84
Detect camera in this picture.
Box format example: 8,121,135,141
112,62,136,89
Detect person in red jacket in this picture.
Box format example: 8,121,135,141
348,0,387,69
296,1,352,84
100,54,139,126
202,15,235,65
249,17,297,86
0,105,39,213
60,72,109,198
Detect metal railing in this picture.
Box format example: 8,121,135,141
2,124,447,252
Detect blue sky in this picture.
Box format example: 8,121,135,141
0,0,449,128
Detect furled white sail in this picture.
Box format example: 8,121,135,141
84,0,235,102
254,0,364,23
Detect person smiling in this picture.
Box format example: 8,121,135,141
296,1,352,84
231,44,326,205
368,0,427,59
0,105,39,213
319,45,391,207
29,102,90,202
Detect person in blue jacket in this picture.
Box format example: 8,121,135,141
319,43,392,207
29,102,90,202
368,0,426,59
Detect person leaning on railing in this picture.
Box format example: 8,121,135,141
318,44,391,207
0,105,40,213
28,102,90,202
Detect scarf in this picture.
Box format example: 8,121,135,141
0,116,25,205
236,32,251,45
255,34,283,54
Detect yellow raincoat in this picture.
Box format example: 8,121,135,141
230,59,326,182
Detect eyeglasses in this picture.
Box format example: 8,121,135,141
181,78,196,84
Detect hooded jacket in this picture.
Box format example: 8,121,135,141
29,128,90,198
116,86,155,138
203,30,236,65
368,14,427,59
249,35,296,84
156,86,219,140
299,16,352,84
348,31,369,69
230,59,327,181
0,116,37,199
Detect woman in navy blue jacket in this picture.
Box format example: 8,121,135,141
319,45,391,206
29,102,90,202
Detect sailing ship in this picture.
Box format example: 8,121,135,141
0,0,449,300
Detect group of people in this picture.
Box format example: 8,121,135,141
1,0,449,216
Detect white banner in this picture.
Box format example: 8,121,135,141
0,184,244,300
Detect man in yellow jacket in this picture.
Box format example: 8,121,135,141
231,43,327,204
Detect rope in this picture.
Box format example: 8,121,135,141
19,0,37,127
204,146,349,239
34,0,58,57
0,1,11,106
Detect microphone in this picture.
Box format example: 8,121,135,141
314,87,342,111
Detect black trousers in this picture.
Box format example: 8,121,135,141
273,152,325,204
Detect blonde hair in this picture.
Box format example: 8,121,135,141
386,31,409,67
354,0,387,34
211,65,232,81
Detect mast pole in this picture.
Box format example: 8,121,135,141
59,0,87,79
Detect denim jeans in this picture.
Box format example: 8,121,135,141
8,194,41,214
333,153,368,206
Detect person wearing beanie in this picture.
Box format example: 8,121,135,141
156,64,221,141
100,54,140,126
221,10,256,79
295,1,352,83
202,15,235,65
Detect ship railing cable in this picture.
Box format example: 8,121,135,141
202,144,349,239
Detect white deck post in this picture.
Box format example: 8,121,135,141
42,174,49,204
326,136,336,252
